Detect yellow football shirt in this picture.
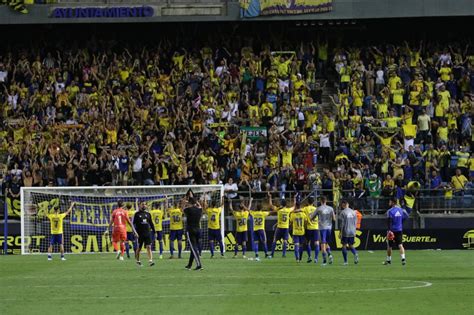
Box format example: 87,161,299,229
282,150,292,167
451,175,468,190
376,102,388,116
444,187,453,200
388,76,401,90
437,126,448,142
392,89,404,105
172,55,185,70
168,208,183,230
126,210,135,232
302,205,318,230
384,117,401,128
277,207,293,229
105,129,117,144
379,135,394,147
438,91,450,107
150,209,164,232
404,195,415,209
233,211,249,232
290,211,308,236
469,158,474,171
250,211,270,231
47,213,67,234
402,124,417,138
456,151,469,168
119,69,130,81
248,105,259,118
439,67,451,81
409,91,420,105
207,207,222,230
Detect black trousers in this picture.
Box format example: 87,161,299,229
186,228,202,267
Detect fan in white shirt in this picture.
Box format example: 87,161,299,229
224,178,238,199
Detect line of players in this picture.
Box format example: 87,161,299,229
230,193,360,265
46,194,408,266
229,194,407,265
107,193,409,266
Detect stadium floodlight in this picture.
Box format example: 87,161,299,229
20,185,224,255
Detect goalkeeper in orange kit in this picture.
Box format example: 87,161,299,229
106,200,138,260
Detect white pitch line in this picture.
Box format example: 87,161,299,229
0,280,432,301
0,279,418,289
0,274,431,281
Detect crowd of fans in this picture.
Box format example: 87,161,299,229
1,33,473,213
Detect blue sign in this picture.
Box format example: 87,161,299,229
51,6,154,18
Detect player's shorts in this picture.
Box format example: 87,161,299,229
50,234,63,245
253,229,266,243
170,229,183,241
156,231,163,241
138,232,152,248
293,235,304,244
236,231,248,243
151,231,163,242
305,229,319,242
113,228,127,242
320,229,332,243
208,228,221,241
274,228,289,241
387,231,403,247
341,236,355,245
127,232,136,241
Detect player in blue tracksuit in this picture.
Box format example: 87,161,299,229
384,198,409,265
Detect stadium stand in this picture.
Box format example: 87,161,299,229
0,23,473,215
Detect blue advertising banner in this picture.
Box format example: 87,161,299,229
69,196,165,231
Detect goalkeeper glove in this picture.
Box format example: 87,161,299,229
104,230,109,236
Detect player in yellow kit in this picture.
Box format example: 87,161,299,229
205,197,225,258
229,197,252,258
125,203,137,259
149,202,164,259
47,202,75,261
268,192,294,258
290,203,309,262
250,201,270,261
168,203,184,259
302,197,319,263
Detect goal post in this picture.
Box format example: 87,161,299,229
20,185,224,255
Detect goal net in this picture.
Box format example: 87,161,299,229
20,185,224,255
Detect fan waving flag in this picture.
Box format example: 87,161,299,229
241,0,333,18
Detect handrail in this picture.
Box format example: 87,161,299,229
226,188,474,214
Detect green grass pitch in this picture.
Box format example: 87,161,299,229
0,250,472,314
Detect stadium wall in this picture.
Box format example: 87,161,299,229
0,0,473,24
